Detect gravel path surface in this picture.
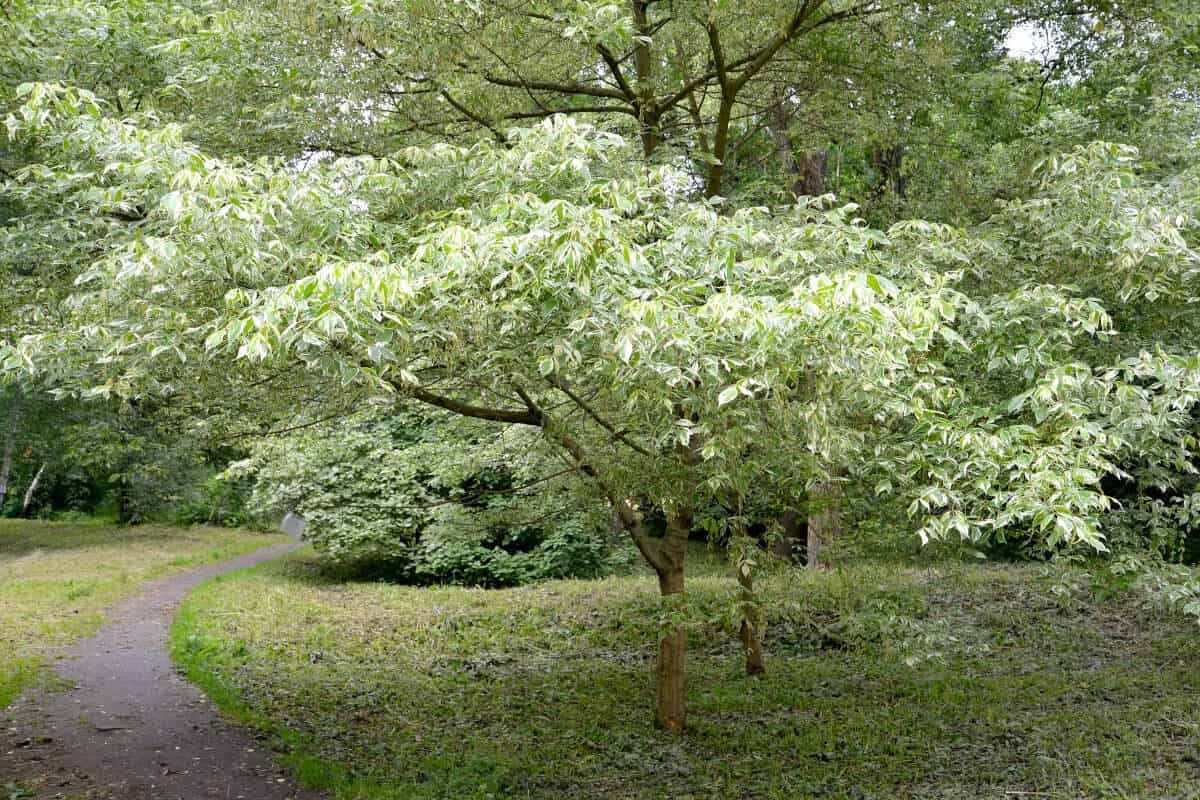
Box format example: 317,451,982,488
1,542,323,799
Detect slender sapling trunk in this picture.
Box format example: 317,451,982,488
21,462,46,518
734,549,765,675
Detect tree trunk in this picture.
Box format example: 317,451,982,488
770,509,804,564
655,562,686,732
653,508,691,732
704,96,736,199
630,0,659,159
770,99,798,181
769,96,827,198
0,388,21,506
114,398,140,525
796,150,827,197
21,462,46,518
806,481,843,570
871,143,906,198
115,477,134,524
734,554,765,676
552,426,692,732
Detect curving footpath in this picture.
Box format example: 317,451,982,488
1,542,322,800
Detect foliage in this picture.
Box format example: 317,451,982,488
1110,553,1200,626
3,0,1200,732
4,91,1143,555
8,83,1200,725
870,141,1200,558
987,142,1199,318
172,470,257,528
230,407,624,585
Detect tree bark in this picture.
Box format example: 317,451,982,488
21,462,46,518
734,552,765,676
770,98,798,180
704,96,736,199
769,96,826,198
629,0,659,158
653,508,690,733
806,481,843,570
114,398,141,525
113,472,141,524
871,143,905,198
548,423,692,733
0,387,21,506
796,150,828,197
770,509,804,564
726,511,766,676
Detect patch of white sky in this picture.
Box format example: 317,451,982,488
1005,22,1059,63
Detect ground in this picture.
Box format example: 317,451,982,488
0,519,289,709
173,545,1200,800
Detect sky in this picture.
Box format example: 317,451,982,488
1005,23,1057,62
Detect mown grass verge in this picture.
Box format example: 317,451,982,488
173,546,1200,799
0,519,288,708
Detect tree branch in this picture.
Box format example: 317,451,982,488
730,0,825,93
802,1,894,36
548,377,653,457
596,42,637,102
482,72,631,101
504,105,639,120
554,428,666,571
510,378,667,571
397,381,542,426
221,408,359,442
656,0,857,110
707,20,730,88
440,88,506,144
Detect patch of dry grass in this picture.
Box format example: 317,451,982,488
0,519,287,707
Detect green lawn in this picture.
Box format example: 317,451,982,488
0,519,288,707
173,547,1200,799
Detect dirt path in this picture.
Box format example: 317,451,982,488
1,542,323,800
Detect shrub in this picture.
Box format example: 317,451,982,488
415,511,623,587
172,472,258,528
230,406,626,585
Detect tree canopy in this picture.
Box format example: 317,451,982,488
3,0,1199,731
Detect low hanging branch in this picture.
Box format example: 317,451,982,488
401,382,542,427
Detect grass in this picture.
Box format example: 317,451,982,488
0,518,289,708
172,545,1200,799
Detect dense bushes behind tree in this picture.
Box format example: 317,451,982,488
229,407,629,586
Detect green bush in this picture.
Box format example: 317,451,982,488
230,407,626,586
172,472,258,528
415,513,622,587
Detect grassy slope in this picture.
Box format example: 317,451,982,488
0,519,288,708
174,547,1200,800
